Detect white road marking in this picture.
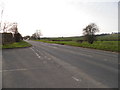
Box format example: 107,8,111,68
72,76,82,82
35,53,41,58
36,49,39,52
35,41,93,58
30,48,41,59
30,48,36,53
2,67,44,72
3,68,28,72
79,53,92,57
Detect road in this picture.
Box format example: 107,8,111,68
0,49,2,89
2,40,118,88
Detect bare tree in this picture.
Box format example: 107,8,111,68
1,22,18,33
31,30,42,40
36,30,42,39
83,23,99,44
35,30,42,39
8,22,18,34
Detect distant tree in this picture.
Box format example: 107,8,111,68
23,35,30,40
35,30,42,39
31,33,36,40
83,23,99,44
31,30,42,40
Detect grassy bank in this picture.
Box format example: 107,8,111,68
35,40,119,52
2,41,32,49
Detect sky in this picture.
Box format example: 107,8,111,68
0,0,119,37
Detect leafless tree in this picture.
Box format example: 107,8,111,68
35,30,42,39
31,30,42,40
1,22,18,33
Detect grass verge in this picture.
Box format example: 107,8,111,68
35,40,119,52
2,41,32,49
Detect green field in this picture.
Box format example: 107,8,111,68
2,41,32,49
41,33,120,41
35,40,119,52
97,33,120,41
34,33,119,52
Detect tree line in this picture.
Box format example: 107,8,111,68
24,23,99,44
24,23,119,44
23,30,42,40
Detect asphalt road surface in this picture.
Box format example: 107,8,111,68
2,40,118,88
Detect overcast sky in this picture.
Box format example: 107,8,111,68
0,0,119,37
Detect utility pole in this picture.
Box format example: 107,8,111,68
0,9,3,30
0,1,4,31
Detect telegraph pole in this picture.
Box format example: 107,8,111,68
0,9,3,30
0,1,4,31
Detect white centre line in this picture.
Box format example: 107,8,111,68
79,53,92,57
30,48,41,59
72,76,81,82
3,68,28,72
35,53,41,58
